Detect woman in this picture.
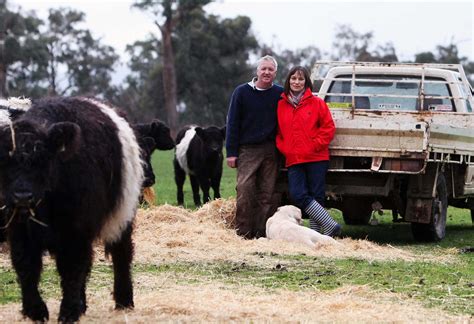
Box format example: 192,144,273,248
276,66,341,237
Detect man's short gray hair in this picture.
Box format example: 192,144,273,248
257,55,278,71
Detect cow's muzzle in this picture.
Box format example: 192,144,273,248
12,190,34,208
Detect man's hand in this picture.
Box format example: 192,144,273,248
227,157,238,168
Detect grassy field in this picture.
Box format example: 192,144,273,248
152,149,237,208
0,149,472,321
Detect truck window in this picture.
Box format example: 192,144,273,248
326,75,454,111
458,77,472,113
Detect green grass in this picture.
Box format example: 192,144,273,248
2,257,472,315
152,149,237,208
1,149,472,316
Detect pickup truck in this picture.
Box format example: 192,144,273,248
312,61,474,242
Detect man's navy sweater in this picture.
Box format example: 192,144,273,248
226,82,283,157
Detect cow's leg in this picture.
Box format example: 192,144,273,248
174,159,186,205
105,222,134,309
189,175,202,206
9,224,48,322
56,236,93,322
198,175,212,204
211,167,223,200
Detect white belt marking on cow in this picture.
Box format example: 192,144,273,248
176,127,196,175
0,97,32,126
0,110,10,126
85,99,144,244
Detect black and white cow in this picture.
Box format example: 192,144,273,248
0,97,31,244
174,125,225,206
0,97,144,322
133,119,175,189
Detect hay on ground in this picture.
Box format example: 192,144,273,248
0,278,469,323
130,198,456,265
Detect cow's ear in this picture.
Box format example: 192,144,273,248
195,127,204,139
220,126,226,139
150,120,166,139
47,122,81,161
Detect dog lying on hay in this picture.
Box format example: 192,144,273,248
266,205,337,248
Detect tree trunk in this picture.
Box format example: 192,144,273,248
160,20,178,138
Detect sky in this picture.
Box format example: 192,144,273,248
10,0,474,81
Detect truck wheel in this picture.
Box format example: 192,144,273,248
341,197,372,225
411,173,447,242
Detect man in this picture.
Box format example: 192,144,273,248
226,55,284,239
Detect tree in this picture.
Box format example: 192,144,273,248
414,42,474,85
269,46,322,85
331,24,398,62
0,0,43,97
133,0,211,136
175,14,258,126
123,3,258,127
40,8,119,96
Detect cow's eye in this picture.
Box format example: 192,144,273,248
33,141,44,153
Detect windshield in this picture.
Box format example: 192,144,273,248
325,74,454,111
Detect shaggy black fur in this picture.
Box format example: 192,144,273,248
133,119,175,188
0,97,140,322
174,125,225,206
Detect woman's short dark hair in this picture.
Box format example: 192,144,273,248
283,66,313,94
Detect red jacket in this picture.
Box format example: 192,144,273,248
276,88,335,167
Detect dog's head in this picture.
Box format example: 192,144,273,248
275,205,303,225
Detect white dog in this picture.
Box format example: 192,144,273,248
266,205,337,248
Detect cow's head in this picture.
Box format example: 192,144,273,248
195,126,226,157
0,120,81,215
133,119,174,188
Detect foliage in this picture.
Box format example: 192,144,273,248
175,14,258,126
0,0,43,97
123,2,258,127
415,42,474,85
331,24,398,62
37,8,119,97
2,4,119,99
261,45,322,86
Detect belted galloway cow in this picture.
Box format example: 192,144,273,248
174,125,225,206
0,97,144,322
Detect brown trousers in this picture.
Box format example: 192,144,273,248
235,141,280,237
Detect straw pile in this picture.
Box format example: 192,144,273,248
129,198,456,265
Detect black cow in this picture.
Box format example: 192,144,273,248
174,125,225,206
133,119,175,189
0,97,144,322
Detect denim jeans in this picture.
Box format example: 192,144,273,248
287,160,329,211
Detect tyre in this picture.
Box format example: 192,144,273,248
341,197,372,225
411,173,447,242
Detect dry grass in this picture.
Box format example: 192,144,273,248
130,199,456,265
0,198,467,323
0,278,470,323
